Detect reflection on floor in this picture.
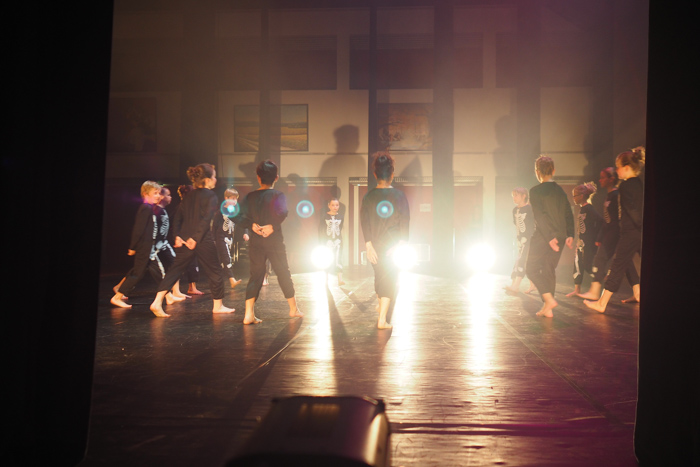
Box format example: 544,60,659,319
81,266,640,466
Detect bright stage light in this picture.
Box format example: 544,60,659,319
220,199,240,217
310,245,334,270
296,200,315,218
466,243,496,272
392,244,418,270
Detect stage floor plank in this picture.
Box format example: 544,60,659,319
81,266,640,466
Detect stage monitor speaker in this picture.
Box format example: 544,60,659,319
227,395,390,467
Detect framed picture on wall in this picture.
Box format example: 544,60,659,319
378,103,433,151
234,104,309,152
107,97,157,153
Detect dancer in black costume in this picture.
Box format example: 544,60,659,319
360,152,410,329
149,163,235,317
585,147,645,313
319,197,345,286
214,187,248,289
566,182,602,297
525,155,574,318
504,187,535,294
238,160,303,325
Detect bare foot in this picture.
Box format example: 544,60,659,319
172,290,189,299
565,290,579,297
149,304,170,318
338,280,346,286
110,296,132,308
243,316,262,324
290,307,304,318
165,292,185,305
524,286,536,294
576,291,600,300
535,297,557,317
262,277,269,286
621,296,638,304
584,299,606,313
229,278,242,289
504,286,518,296
188,286,204,295
213,305,235,314
377,321,393,330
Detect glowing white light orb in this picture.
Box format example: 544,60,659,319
392,244,418,270
466,243,496,272
311,245,334,270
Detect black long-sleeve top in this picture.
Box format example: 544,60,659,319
172,188,218,244
529,181,575,243
129,202,158,253
618,177,643,232
577,203,602,250
238,189,288,242
512,204,535,242
596,189,620,245
360,187,410,254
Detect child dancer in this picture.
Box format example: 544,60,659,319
178,184,203,296
112,186,187,303
525,156,574,318
585,147,645,313
566,182,602,297
577,168,638,300
360,152,410,329
238,160,303,325
319,197,345,285
504,187,535,294
149,164,235,317
214,187,248,289
111,182,181,308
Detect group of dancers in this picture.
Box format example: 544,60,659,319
111,161,302,323
505,147,645,317
109,152,409,330
110,146,643,327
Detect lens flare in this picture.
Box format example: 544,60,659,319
377,200,394,218
466,243,496,272
311,245,334,270
220,200,240,218
392,244,418,270
296,200,315,218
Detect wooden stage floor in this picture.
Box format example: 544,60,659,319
80,265,640,466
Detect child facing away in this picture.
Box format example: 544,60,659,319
584,147,645,313
110,182,185,308
577,167,639,300
360,152,410,330
566,182,603,297
214,187,249,289
149,163,235,317
504,187,536,295
319,197,345,286
525,155,575,318
177,184,203,295
237,159,303,325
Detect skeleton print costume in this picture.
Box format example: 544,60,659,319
511,204,534,279
148,205,176,280
213,209,248,279
572,204,602,285
319,212,344,274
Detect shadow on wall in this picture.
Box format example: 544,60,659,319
493,114,516,177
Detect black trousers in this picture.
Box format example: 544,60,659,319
591,237,639,286
526,234,564,297
245,237,295,301
157,234,225,300
511,237,531,279
604,229,642,293
372,249,400,300
573,243,597,286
